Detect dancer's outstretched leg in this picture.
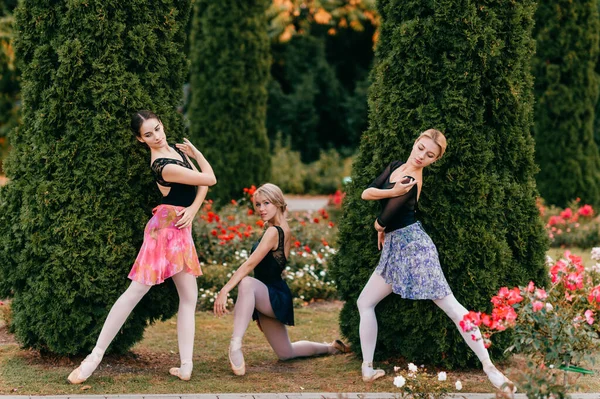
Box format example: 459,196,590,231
258,314,339,360
168,271,198,380
434,294,516,393
356,271,393,382
68,281,151,384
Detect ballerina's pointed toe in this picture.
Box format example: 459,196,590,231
362,368,385,383
331,339,351,354
67,367,86,385
169,367,192,381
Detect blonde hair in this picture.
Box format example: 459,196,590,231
254,183,287,215
416,129,447,159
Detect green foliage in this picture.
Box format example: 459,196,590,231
268,33,371,162
533,0,600,207
0,0,191,355
270,138,307,194
188,0,271,206
331,0,549,368
270,139,352,194
265,1,376,162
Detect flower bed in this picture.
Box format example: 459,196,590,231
538,198,600,248
193,188,340,310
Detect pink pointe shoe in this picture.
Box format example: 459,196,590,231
169,361,193,381
484,365,517,394
229,337,245,376
362,361,385,383
67,349,103,384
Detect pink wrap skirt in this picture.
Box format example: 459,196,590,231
128,205,202,285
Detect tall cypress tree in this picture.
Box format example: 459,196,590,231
0,0,191,355
533,0,600,207
0,0,19,171
188,0,271,205
331,0,548,368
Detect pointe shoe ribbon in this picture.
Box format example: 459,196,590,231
229,338,245,376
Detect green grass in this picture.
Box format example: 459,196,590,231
1,248,599,394
1,302,598,395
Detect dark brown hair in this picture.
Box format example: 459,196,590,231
130,110,161,138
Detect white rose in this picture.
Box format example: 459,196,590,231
591,247,600,261
455,380,462,391
408,363,418,372
545,303,554,312
394,375,406,388
393,366,400,372
438,371,447,381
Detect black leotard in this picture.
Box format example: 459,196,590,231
251,226,294,326
368,160,418,233
151,145,197,207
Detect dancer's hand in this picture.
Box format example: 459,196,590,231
390,177,417,197
214,290,229,317
175,206,198,229
377,231,385,250
175,138,202,160
374,219,385,232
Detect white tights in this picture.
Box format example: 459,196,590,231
357,271,493,369
80,272,198,378
229,276,334,367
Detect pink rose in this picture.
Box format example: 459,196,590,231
584,310,595,325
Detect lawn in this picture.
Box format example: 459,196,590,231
0,300,598,395
1,247,598,395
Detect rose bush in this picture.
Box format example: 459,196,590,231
461,249,600,395
538,199,599,248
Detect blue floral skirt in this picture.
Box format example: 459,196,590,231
375,222,452,300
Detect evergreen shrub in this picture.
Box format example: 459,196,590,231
0,0,191,355
188,0,271,206
270,140,352,195
533,0,600,207
331,0,548,368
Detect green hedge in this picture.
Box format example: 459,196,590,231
331,0,548,368
187,0,271,206
0,0,191,355
533,0,600,207
270,140,352,195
